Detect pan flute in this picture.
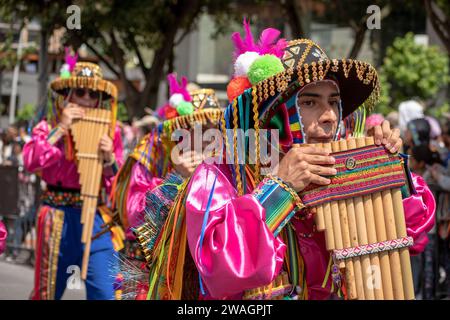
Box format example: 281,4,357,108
299,137,414,300
71,107,112,279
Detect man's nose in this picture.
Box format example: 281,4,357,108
318,104,338,124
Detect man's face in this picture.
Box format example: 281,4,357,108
296,81,340,144
69,88,100,108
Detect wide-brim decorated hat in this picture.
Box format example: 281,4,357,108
159,73,223,136
223,20,380,193
50,61,118,100
225,21,380,144
48,50,118,144
266,39,379,118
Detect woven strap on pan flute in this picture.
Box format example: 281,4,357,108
300,144,406,207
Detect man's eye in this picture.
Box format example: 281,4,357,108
300,100,314,107
329,100,339,107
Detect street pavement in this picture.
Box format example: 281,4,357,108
0,257,85,300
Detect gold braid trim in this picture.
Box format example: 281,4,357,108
221,113,231,166
232,100,243,195
48,209,64,300
252,89,261,184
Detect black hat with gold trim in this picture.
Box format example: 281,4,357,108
223,20,380,193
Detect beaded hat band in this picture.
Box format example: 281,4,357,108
50,62,118,100
257,39,380,121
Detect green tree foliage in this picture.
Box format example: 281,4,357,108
0,0,239,119
381,32,449,110
16,103,36,122
117,102,129,122
374,71,392,115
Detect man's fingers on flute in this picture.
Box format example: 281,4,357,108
386,128,401,151
308,164,337,176
388,140,402,153
309,173,331,185
302,153,336,165
373,124,383,145
296,146,330,156
381,120,391,145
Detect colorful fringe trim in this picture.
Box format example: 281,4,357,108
31,206,64,300
253,176,303,236
134,173,184,265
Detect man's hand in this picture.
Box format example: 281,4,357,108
371,120,402,153
59,103,85,130
99,134,114,164
275,146,336,193
172,150,204,178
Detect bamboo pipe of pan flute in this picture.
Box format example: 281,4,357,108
321,143,335,251
348,138,377,299
381,188,405,299
337,139,365,300
363,137,404,299
391,188,415,300
364,137,395,300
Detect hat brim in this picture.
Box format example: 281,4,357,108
257,58,379,121
50,77,118,100
163,108,223,134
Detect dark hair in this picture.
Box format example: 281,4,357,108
407,118,431,146
411,144,442,166
444,119,450,136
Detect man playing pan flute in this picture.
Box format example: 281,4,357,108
110,73,223,299
23,57,124,300
133,21,435,300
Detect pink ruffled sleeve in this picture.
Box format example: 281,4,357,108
126,162,163,231
403,173,436,255
0,221,7,254
185,163,286,299
23,121,64,173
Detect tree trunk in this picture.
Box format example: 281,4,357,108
348,26,366,59
424,0,450,54
37,29,48,110
283,0,306,38
0,71,3,109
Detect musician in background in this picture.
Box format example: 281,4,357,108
110,73,223,299
23,60,124,300
147,21,435,300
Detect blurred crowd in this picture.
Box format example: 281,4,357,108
366,99,450,300
0,125,30,167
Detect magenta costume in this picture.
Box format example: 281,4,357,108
24,120,123,190
183,162,435,299
0,221,7,255
24,119,124,300
125,162,163,238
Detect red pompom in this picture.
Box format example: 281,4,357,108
165,106,179,119
227,76,252,102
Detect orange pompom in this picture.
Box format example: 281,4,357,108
165,106,179,119
227,76,252,102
